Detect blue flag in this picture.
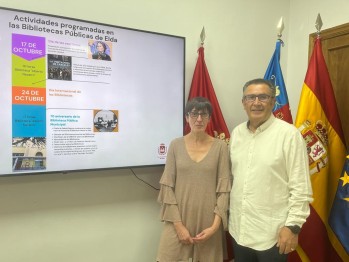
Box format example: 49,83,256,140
264,40,293,123
329,153,349,254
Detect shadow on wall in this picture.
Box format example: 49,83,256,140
0,166,163,215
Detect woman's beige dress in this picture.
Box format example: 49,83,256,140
157,137,231,262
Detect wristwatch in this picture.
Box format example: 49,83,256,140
286,225,301,234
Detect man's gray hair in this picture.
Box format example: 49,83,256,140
242,78,276,96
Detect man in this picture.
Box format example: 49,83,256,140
229,78,312,262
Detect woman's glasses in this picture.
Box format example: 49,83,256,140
188,112,209,119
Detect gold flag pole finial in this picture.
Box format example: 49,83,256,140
200,27,206,45
315,13,323,37
277,17,284,40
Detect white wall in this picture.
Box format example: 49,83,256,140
0,168,162,262
0,0,347,261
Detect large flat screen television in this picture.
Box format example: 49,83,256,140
0,7,185,176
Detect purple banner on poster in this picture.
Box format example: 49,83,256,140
12,34,45,61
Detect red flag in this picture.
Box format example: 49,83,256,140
185,46,232,261
293,37,347,262
184,46,230,144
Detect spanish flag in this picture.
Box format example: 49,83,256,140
294,37,348,261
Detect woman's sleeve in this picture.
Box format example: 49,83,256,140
157,140,181,222
214,141,232,230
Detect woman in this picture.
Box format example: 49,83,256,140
92,41,111,61
157,97,231,262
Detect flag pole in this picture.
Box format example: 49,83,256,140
277,17,284,40
200,26,205,46
315,13,323,38
276,17,285,46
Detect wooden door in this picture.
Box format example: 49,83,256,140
309,23,349,149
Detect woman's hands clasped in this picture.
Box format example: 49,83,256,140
173,221,218,245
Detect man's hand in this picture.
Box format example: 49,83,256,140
276,226,298,254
